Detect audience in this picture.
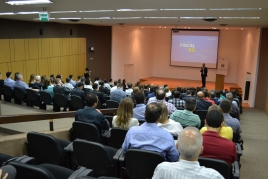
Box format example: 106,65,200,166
125,83,133,96
83,79,93,94
41,78,54,99
90,83,107,105
122,79,127,91
200,105,233,140
4,72,15,90
64,77,74,90
33,75,42,89
143,84,150,97
146,86,156,101
164,87,172,97
28,74,35,88
110,81,118,93
84,68,91,79
108,79,113,86
181,90,192,101
40,75,46,84
203,90,215,105
210,91,220,105
152,127,224,179
110,83,126,103
168,90,185,109
157,103,183,137
122,102,179,162
69,75,76,87
147,89,176,116
99,80,110,96
15,73,38,93
226,93,240,120
112,98,139,129
14,72,19,81
71,82,86,102
170,97,201,128
200,109,236,164
196,91,212,110
103,79,111,90
133,91,146,121
53,78,71,100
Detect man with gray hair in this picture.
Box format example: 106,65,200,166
152,127,224,179
226,93,240,120
33,75,42,89
14,73,34,93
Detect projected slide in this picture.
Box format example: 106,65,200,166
170,30,219,68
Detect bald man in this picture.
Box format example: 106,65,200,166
196,91,212,110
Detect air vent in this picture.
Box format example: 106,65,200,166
203,18,217,22
69,19,80,22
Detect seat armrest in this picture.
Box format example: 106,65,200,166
236,143,242,156
64,142,74,153
232,161,240,179
119,150,126,163
113,148,123,161
68,166,93,179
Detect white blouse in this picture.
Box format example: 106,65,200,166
112,115,139,129
157,119,183,136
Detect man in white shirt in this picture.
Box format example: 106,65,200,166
110,81,118,93
64,78,74,90
152,127,224,179
125,83,133,96
103,79,111,90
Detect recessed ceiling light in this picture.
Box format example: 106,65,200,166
226,28,228,29
50,11,77,13
79,10,115,12
210,8,261,11
184,27,186,28
241,28,243,30
6,0,53,5
142,27,144,28
16,12,39,14
144,17,178,19
164,27,166,28
0,12,15,15
160,8,206,11
219,17,260,19
112,17,142,19
180,17,217,19
84,17,111,19
116,9,158,12
57,18,81,20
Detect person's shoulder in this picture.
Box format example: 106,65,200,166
200,167,224,179
156,161,173,169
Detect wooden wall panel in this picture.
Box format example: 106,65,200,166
0,39,11,63
78,54,86,75
13,39,26,61
28,39,39,60
38,58,49,77
59,56,69,80
25,60,37,82
24,39,29,60
69,55,78,79
49,57,59,75
71,38,79,55
52,38,61,57
9,40,15,61
41,39,50,59
79,38,86,54
61,38,70,56
0,63,9,76
11,61,24,75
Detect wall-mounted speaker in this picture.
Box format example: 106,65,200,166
39,29,43,36
70,29,73,36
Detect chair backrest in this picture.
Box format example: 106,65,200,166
194,110,208,128
198,157,231,179
73,140,112,176
71,95,84,110
106,100,119,108
104,115,113,127
9,161,55,179
54,93,68,107
39,91,53,104
123,149,164,179
14,87,26,99
110,128,128,149
26,89,39,101
3,85,13,97
27,132,63,165
96,100,102,109
73,121,101,142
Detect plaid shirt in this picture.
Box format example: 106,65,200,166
168,98,185,109
147,98,176,116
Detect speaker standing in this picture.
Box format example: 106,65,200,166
200,63,208,87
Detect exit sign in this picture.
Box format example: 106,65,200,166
39,12,49,22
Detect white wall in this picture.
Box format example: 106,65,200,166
236,29,260,107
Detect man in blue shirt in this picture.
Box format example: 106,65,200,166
4,72,15,90
110,83,126,103
69,75,76,87
122,102,179,162
14,73,30,93
133,91,146,121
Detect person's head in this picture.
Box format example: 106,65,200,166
156,89,165,100
109,79,113,83
133,86,140,94
6,72,12,78
203,63,205,67
202,90,209,98
80,77,85,83
164,87,169,93
208,104,223,113
186,90,191,96
35,75,41,82
50,77,55,84
93,83,99,90
185,97,196,111
177,86,182,92
55,78,61,85
99,80,104,86
85,68,89,71
41,75,46,84
77,76,81,80
145,103,162,123
205,110,224,128
29,74,35,83
173,91,181,98
210,91,216,98
114,81,118,86
104,79,108,83
159,103,169,124
50,74,54,78
85,79,90,85
117,83,123,89
86,93,98,108
66,77,71,83
115,98,134,129
17,73,23,80
191,90,196,96
77,82,84,89
127,83,132,88
118,79,121,83
14,72,19,81
226,93,234,101
220,99,232,114
95,77,99,81
134,91,145,104
56,74,62,79
149,86,155,93
69,75,73,79
197,91,204,99
123,79,126,83
177,127,203,161
42,78,51,90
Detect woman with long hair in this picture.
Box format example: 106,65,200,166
28,74,35,87
112,98,139,129
157,103,183,137
41,78,54,98
41,75,46,84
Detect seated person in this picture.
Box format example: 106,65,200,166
83,79,93,94
170,97,200,128
33,75,42,89
226,93,240,120
71,82,86,102
200,109,236,164
90,83,107,105
164,86,172,97
182,90,192,101
64,77,74,90
196,91,212,110
122,103,179,162
99,80,110,96
152,127,224,179
146,86,155,101
28,74,35,88
103,79,111,90
110,83,126,103
200,105,233,140
53,78,71,100
168,90,185,109
14,73,39,93
110,81,118,93
69,75,76,87
125,83,133,96
112,98,139,129
133,91,146,121
210,91,220,105
4,72,15,90
203,90,215,105
157,103,183,137
41,78,54,99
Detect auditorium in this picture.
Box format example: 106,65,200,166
0,0,267,178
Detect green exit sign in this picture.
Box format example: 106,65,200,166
39,12,49,22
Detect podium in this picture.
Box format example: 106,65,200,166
215,59,228,90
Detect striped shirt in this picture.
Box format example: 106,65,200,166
170,109,201,128
147,99,177,116
152,159,224,179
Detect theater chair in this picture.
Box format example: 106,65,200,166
104,115,113,127
70,95,85,111
54,93,70,111
8,162,93,179
3,85,13,102
198,157,240,179
26,89,42,108
14,87,28,105
72,122,102,143
108,128,128,150
106,100,119,108
194,110,207,128
26,132,71,167
119,149,164,179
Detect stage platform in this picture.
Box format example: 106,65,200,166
140,77,241,91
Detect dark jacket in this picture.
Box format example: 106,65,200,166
71,88,86,102
200,67,208,77
83,88,92,95
53,85,71,100
90,90,107,104
99,86,110,96
196,99,212,110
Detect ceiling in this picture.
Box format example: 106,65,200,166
0,0,268,28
